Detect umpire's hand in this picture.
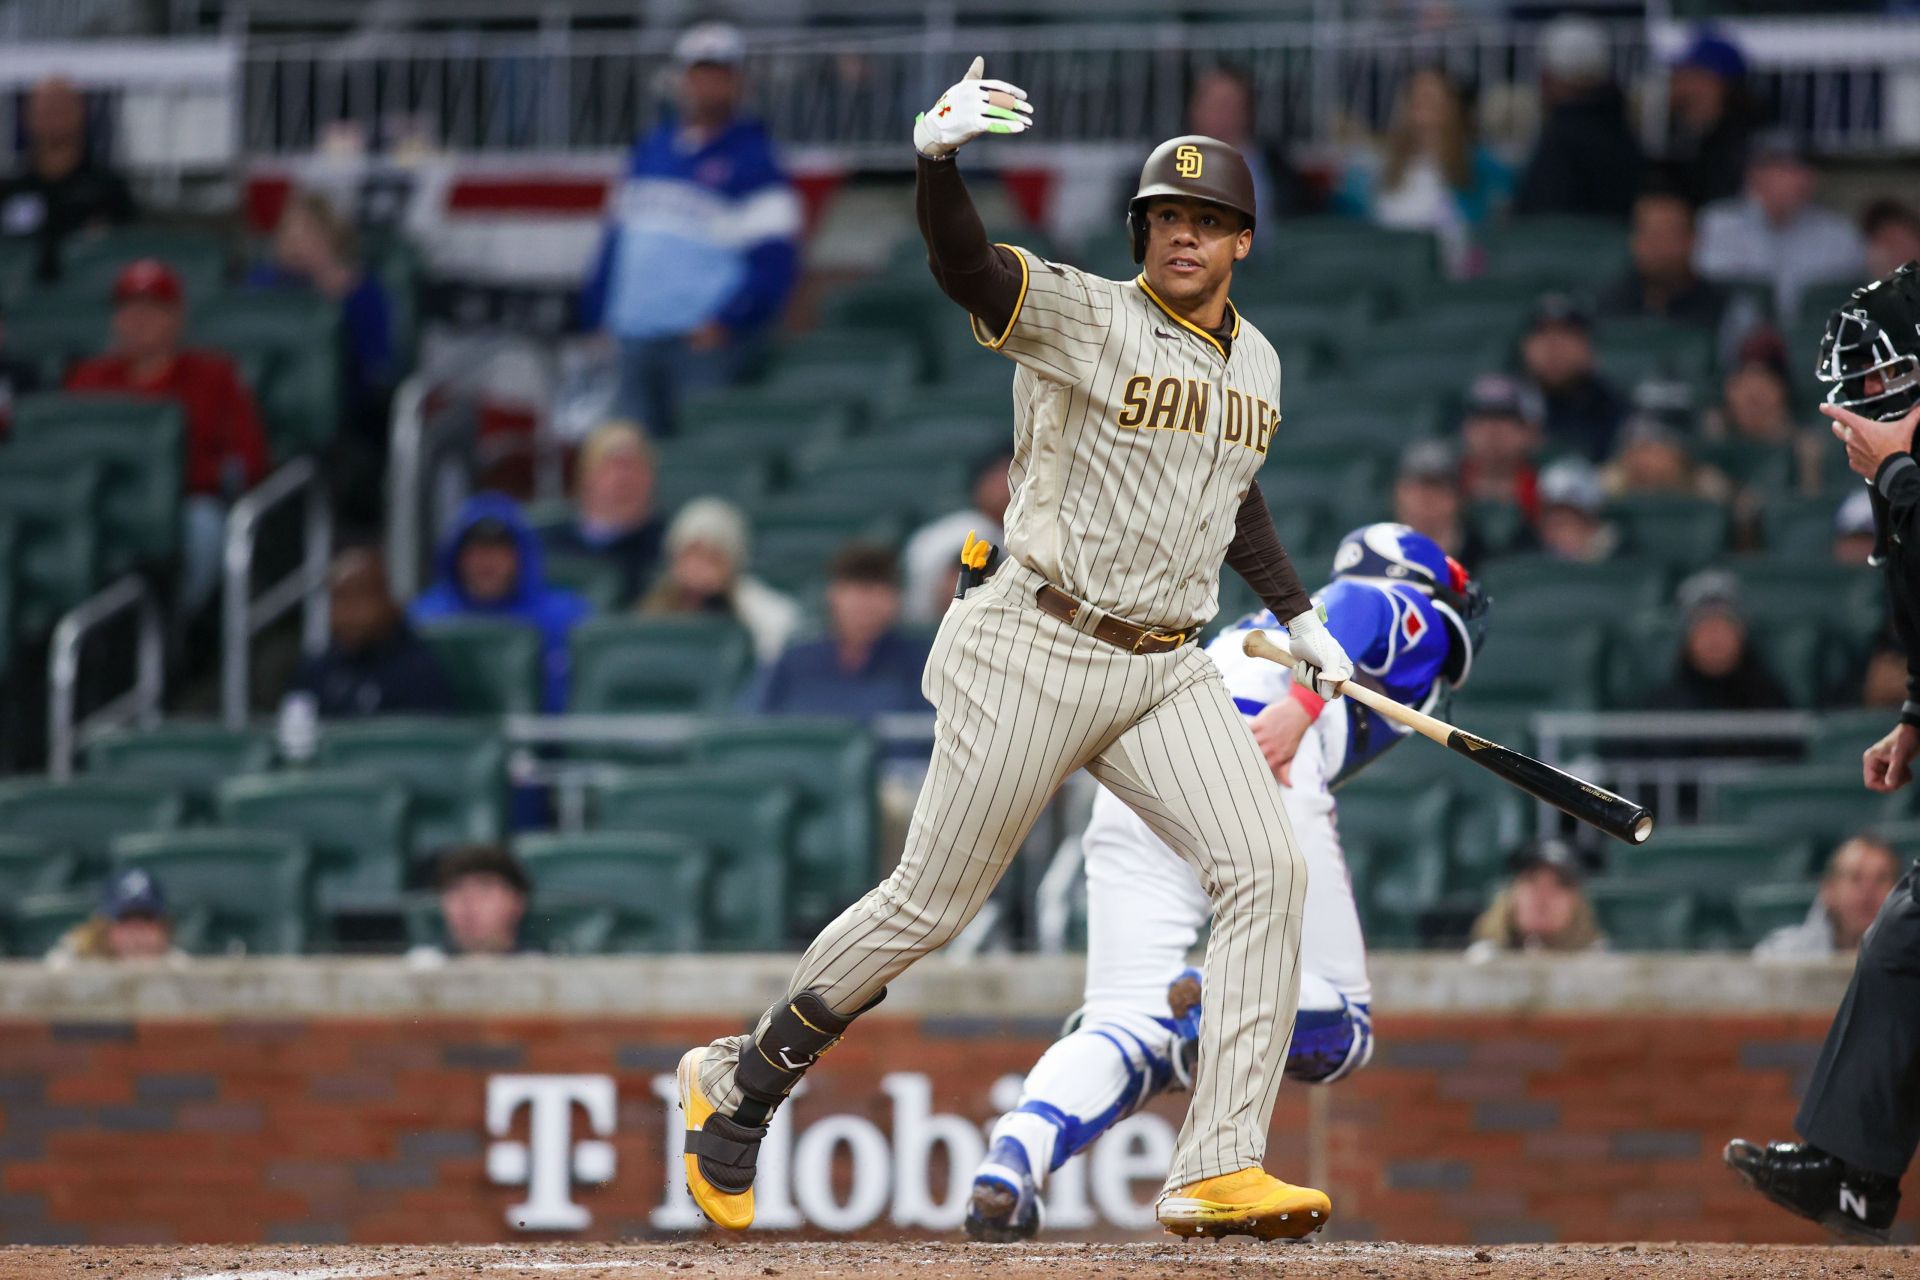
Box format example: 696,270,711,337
914,57,1033,159
1864,723,1919,793
1826,400,1920,479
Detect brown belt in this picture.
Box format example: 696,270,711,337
1034,583,1192,655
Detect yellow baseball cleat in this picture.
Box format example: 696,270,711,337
1156,1168,1332,1241
677,1046,759,1231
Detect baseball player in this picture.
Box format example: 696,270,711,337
676,58,1357,1240
967,524,1489,1240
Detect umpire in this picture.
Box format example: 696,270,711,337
1727,262,1920,1242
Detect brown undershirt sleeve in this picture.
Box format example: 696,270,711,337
915,153,1024,337
1224,480,1313,623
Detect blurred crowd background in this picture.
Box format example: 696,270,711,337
0,0,1918,967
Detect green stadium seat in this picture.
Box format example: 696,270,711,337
750,509,908,594
689,719,878,934
2,292,111,384
543,554,627,612
0,238,36,306
762,330,924,399
1762,495,1850,559
0,833,80,901
514,831,710,953
1710,765,1899,845
1595,319,1716,386
1806,709,1898,765
191,291,342,458
0,462,102,633
0,522,13,677
1266,221,1439,298
0,778,184,875
1607,823,1818,887
61,228,230,300
1588,880,1698,951
1481,218,1629,288
790,441,978,518
650,441,775,514
1479,556,1669,628
815,282,942,375
591,769,799,949
1608,495,1729,569
216,771,410,917
9,394,184,573
569,616,755,714
1335,778,1453,946
1722,557,1884,651
682,387,861,444
315,720,506,858
1460,619,1606,711
86,722,275,814
418,618,545,715
109,829,311,955
1695,438,1794,494
1734,880,1821,947
5,891,95,959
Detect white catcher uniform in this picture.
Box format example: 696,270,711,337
970,529,1484,1237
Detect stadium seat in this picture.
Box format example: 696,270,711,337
1479,556,1669,628
751,510,909,594
418,618,545,715
215,771,410,917
1480,218,1629,288
569,616,755,714
1695,438,1794,494
0,833,80,901
0,462,102,634
1806,709,1898,764
1723,557,1884,653
761,330,923,403
681,387,861,448
1710,765,1903,846
5,891,95,959
1588,880,1698,951
190,291,342,458
1594,319,1716,386
109,829,311,955
315,720,507,858
1762,495,1850,559
9,394,185,573
61,228,230,300
543,554,626,612
3,293,111,383
1335,778,1453,947
1606,823,1817,887
86,723,276,815
1733,880,1821,947
591,769,798,949
0,778,185,876
689,719,878,934
1609,495,1730,569
649,441,776,514
1458,619,1606,711
514,831,710,953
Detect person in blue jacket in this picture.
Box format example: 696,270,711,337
579,22,801,436
410,494,592,712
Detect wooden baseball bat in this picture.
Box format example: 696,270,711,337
1243,630,1653,846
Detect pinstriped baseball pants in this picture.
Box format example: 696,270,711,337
700,558,1307,1191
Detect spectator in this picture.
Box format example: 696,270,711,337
412,845,541,961
1513,17,1642,220
580,22,800,436
0,303,42,435
1457,373,1543,520
67,259,269,612
900,448,1013,623
1664,28,1755,209
284,547,456,719
1598,192,1761,367
1650,569,1790,711
639,496,800,664
1696,133,1866,321
1861,199,1920,281
541,421,665,607
1709,341,1796,446
45,868,185,967
1835,490,1877,566
741,543,932,719
246,191,396,467
1185,66,1314,223
1603,414,1732,501
1466,839,1604,959
1335,67,1511,273
1392,440,1485,564
1536,458,1620,563
1519,294,1628,461
1755,836,1904,961
0,76,134,283
411,494,592,712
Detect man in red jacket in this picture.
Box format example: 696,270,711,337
67,258,269,610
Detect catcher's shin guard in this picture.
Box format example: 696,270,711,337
681,987,884,1229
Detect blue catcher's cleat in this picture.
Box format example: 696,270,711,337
1168,966,1203,1091
965,1136,1043,1242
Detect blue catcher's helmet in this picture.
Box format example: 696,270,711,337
1331,523,1490,687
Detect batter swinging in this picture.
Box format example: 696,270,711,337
676,57,1355,1241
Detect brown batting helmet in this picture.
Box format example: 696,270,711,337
1127,134,1257,263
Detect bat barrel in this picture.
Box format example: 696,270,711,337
1446,730,1654,846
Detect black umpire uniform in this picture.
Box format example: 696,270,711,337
1729,263,1920,1241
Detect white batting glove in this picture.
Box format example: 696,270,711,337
1285,604,1353,700
913,56,1033,159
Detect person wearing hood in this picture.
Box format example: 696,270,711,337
1649,569,1790,712
1513,17,1642,220
411,493,593,712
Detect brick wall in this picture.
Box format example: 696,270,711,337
0,1008,1905,1245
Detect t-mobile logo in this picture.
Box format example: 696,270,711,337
485,1075,617,1230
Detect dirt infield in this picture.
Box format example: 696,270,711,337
0,1242,1915,1280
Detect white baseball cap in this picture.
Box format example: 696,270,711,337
675,22,746,69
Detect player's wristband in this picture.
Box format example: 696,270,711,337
1288,680,1327,720
1901,699,1920,730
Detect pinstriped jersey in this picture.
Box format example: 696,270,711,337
970,245,1283,632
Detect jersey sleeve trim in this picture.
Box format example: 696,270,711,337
1134,274,1232,360
969,242,1031,351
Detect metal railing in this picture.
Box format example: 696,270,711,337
222,458,332,728
47,575,164,780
